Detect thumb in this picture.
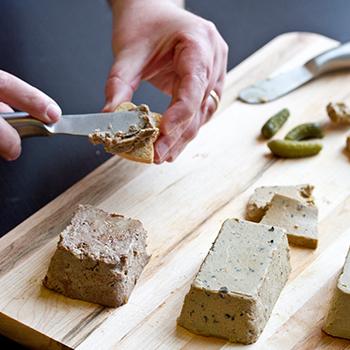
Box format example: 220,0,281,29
103,54,143,112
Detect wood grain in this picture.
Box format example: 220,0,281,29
1,32,350,350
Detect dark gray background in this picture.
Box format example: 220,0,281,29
0,0,349,348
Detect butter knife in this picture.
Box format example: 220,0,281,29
239,42,350,104
2,111,145,137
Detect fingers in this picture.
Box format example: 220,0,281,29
156,24,228,163
103,49,145,112
0,101,14,113
154,93,217,163
155,54,226,163
0,70,61,123
0,70,61,160
163,114,201,162
0,102,21,160
159,34,212,136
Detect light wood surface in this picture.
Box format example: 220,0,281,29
1,32,350,350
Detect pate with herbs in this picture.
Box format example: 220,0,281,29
261,194,318,249
43,204,150,307
177,218,291,344
246,184,314,222
323,247,350,339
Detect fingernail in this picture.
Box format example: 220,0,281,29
5,144,21,161
155,140,169,162
5,152,20,161
46,103,62,122
102,103,112,113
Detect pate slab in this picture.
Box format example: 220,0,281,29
323,247,350,339
261,194,318,249
246,184,314,222
177,218,291,344
43,205,150,307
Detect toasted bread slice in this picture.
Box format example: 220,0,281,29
116,103,161,163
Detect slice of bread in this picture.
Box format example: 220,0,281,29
116,103,161,164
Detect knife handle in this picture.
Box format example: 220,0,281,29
306,42,350,75
2,112,51,137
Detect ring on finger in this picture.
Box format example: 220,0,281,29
209,90,220,111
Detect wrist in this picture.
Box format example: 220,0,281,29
109,0,181,12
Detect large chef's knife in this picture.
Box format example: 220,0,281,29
2,110,146,137
239,42,350,104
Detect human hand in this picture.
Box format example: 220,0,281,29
0,70,61,160
104,0,228,163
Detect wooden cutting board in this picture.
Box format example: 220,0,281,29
1,32,350,350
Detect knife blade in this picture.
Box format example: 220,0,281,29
238,66,314,104
239,41,350,104
2,110,146,138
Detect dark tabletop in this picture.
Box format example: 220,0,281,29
1,0,349,348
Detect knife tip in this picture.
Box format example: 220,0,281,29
238,87,269,104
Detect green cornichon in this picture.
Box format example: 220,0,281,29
284,122,324,141
261,108,290,139
267,139,323,158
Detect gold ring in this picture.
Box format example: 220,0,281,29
209,90,220,111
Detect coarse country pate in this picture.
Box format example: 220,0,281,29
43,205,150,307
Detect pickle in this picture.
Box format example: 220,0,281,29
261,108,290,139
268,139,323,158
285,122,324,141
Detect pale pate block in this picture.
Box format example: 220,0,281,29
323,247,350,339
246,184,314,222
43,205,150,307
261,194,318,249
177,218,291,344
